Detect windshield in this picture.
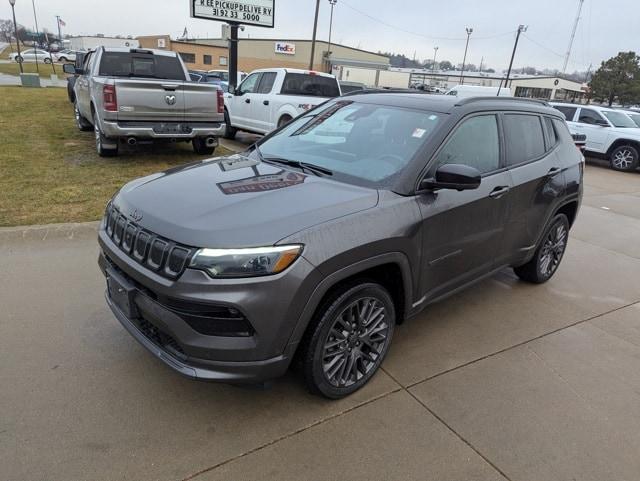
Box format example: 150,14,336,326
625,112,640,128
601,110,637,128
257,100,443,188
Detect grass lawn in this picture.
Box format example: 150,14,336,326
0,86,232,227
0,61,68,78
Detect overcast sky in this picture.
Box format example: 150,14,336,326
1,0,636,72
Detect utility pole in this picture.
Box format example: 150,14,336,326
479,56,484,74
459,27,473,85
584,63,592,83
498,24,527,96
431,46,438,85
9,0,23,74
309,0,321,70
55,15,62,43
326,0,337,73
32,0,40,73
563,0,584,73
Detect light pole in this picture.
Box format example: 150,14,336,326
431,46,439,86
31,0,39,73
498,24,527,96
459,27,472,85
326,0,337,73
309,0,320,70
9,0,23,74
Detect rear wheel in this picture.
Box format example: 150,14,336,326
278,115,293,128
609,145,639,172
15,56,23,63
58,56,67,62
514,214,569,284
44,57,52,64
93,113,118,157
192,138,216,155
74,103,92,131
223,109,237,139
300,282,395,399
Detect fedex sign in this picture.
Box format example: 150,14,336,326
275,42,296,55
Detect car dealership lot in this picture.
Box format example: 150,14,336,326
1,163,639,481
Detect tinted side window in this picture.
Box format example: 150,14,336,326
553,106,577,121
281,73,340,97
544,117,558,148
578,108,605,125
433,115,500,174
257,72,276,94
504,114,545,166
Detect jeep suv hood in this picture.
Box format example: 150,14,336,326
112,155,379,248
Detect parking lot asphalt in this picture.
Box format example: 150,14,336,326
1,163,639,481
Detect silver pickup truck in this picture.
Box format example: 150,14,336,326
64,47,225,157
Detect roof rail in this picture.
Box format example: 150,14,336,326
454,96,549,107
341,88,430,97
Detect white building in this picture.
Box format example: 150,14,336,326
68,36,140,51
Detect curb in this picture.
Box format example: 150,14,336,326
0,221,100,243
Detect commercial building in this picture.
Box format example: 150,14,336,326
137,35,229,71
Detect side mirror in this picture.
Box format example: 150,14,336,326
420,164,482,192
63,63,78,75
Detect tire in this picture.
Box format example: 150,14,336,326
300,282,395,399
609,145,639,172
74,103,92,131
223,109,237,140
15,56,23,63
58,56,67,62
192,138,216,155
44,57,52,64
278,115,293,128
93,114,118,157
514,214,570,284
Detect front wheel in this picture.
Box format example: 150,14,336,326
514,214,569,284
44,57,52,64
15,56,23,63
58,56,67,62
609,145,639,172
300,282,395,399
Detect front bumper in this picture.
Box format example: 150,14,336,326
98,228,322,383
101,120,225,139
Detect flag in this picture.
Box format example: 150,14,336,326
58,18,66,27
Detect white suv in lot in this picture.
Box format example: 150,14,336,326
551,102,640,172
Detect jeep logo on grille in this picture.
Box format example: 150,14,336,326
165,94,176,106
131,209,143,222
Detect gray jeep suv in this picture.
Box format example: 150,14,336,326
98,94,583,398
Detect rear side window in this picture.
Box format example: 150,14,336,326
543,117,558,147
281,73,340,97
257,72,277,94
433,115,500,174
98,52,186,80
553,106,577,121
552,118,573,142
503,114,546,166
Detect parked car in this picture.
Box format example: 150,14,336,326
54,49,78,63
65,51,88,103
207,69,247,85
189,70,229,89
224,68,341,138
8,48,54,64
98,94,583,398
445,85,512,98
551,102,640,171
64,47,225,157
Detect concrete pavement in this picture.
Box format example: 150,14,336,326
1,164,640,481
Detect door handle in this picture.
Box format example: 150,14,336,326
245,98,251,104
263,100,270,106
489,186,510,199
546,167,561,178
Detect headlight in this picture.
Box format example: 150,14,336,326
189,245,303,278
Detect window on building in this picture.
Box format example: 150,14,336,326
432,115,500,174
203,54,212,65
514,86,552,100
503,114,545,166
219,56,228,66
178,52,196,64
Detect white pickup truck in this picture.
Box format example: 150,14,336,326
223,68,341,138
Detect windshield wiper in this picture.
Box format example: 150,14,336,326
254,145,333,177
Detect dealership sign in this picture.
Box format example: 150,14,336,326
275,42,295,55
190,0,275,28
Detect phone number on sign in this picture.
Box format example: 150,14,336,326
211,8,262,22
